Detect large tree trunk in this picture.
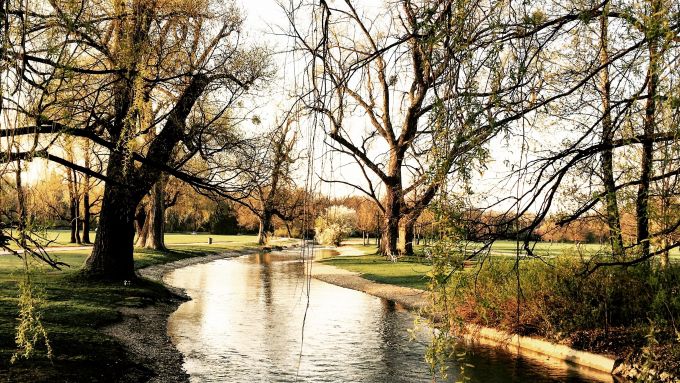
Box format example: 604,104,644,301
257,210,273,245
83,74,209,280
83,182,138,280
143,179,166,250
380,184,400,258
397,217,415,255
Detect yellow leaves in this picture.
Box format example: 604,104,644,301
155,0,210,16
11,278,53,364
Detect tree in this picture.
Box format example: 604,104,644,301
315,205,356,246
292,0,546,257
134,175,177,250
343,196,380,246
498,0,680,270
2,0,271,279
237,116,302,245
209,201,239,235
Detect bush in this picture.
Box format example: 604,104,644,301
314,206,356,246
209,202,239,234
433,253,680,338
274,226,302,238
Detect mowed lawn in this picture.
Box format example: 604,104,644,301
321,239,680,291
2,229,261,250
1,234,262,268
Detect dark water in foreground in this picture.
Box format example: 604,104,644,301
166,249,618,383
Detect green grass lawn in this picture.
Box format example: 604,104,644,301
321,254,431,290
0,234,264,381
3,229,261,250
322,238,680,292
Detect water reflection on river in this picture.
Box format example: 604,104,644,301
166,250,618,383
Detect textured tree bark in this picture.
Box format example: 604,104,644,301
143,179,166,250
83,178,139,280
598,10,624,258
257,210,273,245
380,184,400,258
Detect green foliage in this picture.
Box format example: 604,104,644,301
209,202,239,235
433,255,680,336
315,206,356,246
11,278,52,363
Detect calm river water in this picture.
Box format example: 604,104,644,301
165,249,620,383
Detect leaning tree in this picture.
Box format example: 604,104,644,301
1,0,271,279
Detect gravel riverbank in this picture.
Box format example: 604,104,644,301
104,248,263,382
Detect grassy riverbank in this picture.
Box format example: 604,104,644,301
320,241,680,381
0,235,263,382
319,245,431,290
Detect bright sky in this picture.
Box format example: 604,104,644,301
12,0,557,213
237,0,535,205
239,0,363,197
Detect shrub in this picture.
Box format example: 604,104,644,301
430,250,680,339
314,206,356,246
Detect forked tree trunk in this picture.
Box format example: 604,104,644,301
257,211,273,245
82,71,209,280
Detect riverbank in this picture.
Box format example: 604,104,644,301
113,239,301,382
314,245,679,383
0,235,287,382
110,247,268,383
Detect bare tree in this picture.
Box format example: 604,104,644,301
237,116,302,245
474,0,680,270
291,0,549,257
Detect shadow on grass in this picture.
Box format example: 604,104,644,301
0,248,207,382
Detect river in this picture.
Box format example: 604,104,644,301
165,249,620,382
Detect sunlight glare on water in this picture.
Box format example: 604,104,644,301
165,250,618,383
